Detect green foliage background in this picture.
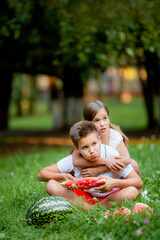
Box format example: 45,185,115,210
1,0,160,73
1,0,160,130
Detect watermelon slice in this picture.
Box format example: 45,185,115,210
61,177,106,190
132,203,152,215
104,207,131,219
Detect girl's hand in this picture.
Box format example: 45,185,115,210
106,156,125,172
81,167,100,177
95,176,115,192
62,173,75,181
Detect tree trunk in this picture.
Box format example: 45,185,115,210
155,95,160,128
62,65,84,130
140,51,160,129
63,96,83,129
0,66,13,130
28,75,36,115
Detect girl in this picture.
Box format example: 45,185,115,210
73,100,142,181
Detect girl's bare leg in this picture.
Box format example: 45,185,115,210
131,159,142,178
131,159,143,193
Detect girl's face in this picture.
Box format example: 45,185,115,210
92,108,110,137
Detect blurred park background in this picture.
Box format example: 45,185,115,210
0,0,160,152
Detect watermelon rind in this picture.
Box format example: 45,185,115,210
26,196,75,225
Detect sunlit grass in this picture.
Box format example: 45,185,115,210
8,97,147,131
103,98,147,130
9,100,53,130
9,114,53,130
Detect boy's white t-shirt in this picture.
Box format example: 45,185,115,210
109,129,123,149
57,144,133,198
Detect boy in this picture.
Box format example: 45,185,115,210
38,120,142,210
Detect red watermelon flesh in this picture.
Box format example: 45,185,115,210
104,207,131,219
132,203,152,215
62,177,106,190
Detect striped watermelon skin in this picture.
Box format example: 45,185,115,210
26,196,74,225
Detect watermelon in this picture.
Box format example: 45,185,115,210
62,177,106,190
104,207,131,219
132,203,152,215
26,196,74,225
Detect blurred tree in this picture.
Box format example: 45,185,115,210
0,0,61,129
84,0,160,129
11,74,37,116
0,0,160,130
108,0,160,129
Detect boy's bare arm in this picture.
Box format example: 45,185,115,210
37,163,74,182
95,170,143,192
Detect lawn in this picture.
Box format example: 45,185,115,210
8,100,53,130
0,143,160,240
8,97,148,130
103,98,147,130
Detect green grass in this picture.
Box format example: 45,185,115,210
8,114,53,130
9,100,53,130
103,98,148,130
8,97,147,130
0,144,160,240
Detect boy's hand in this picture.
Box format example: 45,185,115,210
95,176,115,192
106,156,125,172
62,173,75,181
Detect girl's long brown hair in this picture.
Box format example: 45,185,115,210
83,100,129,146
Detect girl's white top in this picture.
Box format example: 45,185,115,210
109,129,123,149
57,144,133,198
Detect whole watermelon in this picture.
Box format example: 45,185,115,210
26,196,74,225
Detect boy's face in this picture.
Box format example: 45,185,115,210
92,108,110,138
76,132,101,161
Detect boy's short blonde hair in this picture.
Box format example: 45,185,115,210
69,120,99,148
